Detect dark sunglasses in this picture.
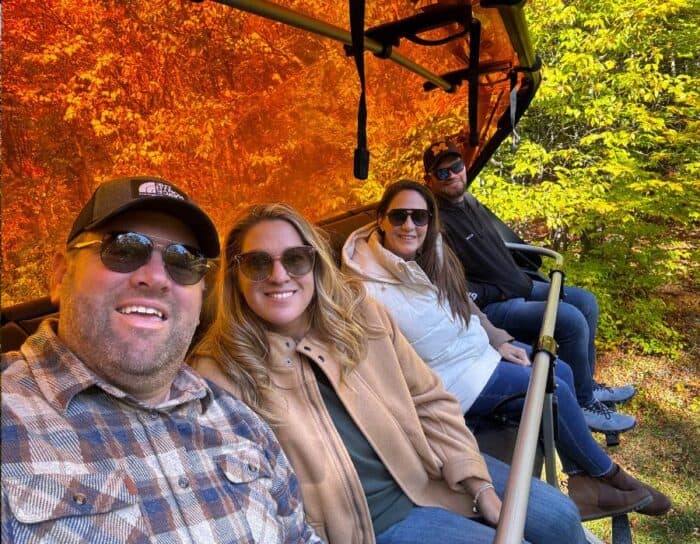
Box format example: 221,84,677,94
435,159,465,181
234,246,316,282
68,231,210,285
386,208,432,227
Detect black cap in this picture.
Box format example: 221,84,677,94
423,140,462,174
67,176,220,258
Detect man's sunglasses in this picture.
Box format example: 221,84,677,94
234,246,316,282
386,208,432,227
68,231,210,286
434,159,465,181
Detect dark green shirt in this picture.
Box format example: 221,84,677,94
312,365,414,535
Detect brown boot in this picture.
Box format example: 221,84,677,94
602,464,672,516
567,472,652,521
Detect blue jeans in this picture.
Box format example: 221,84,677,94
483,281,599,404
376,454,585,544
469,351,612,477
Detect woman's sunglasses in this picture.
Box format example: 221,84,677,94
386,208,432,227
234,246,316,282
435,159,465,181
68,231,210,285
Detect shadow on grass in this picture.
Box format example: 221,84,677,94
588,359,700,544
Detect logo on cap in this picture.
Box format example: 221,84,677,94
138,181,185,200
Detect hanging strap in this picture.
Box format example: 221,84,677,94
350,0,369,179
509,56,542,151
509,71,521,151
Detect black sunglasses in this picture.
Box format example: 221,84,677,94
234,246,316,282
68,231,210,286
386,208,432,227
435,159,465,181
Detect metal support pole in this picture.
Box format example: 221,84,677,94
541,391,558,485
208,0,454,92
494,243,564,544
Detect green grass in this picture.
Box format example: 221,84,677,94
573,282,700,543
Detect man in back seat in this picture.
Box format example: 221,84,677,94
1,176,320,543
423,140,636,434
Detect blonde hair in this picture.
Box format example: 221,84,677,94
193,203,372,417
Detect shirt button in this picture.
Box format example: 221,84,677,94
73,493,87,505
178,476,190,489
149,411,159,420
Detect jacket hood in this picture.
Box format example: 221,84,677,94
341,222,398,282
341,222,445,290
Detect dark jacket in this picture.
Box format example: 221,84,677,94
437,193,532,308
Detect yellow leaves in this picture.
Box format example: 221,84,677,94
26,35,87,65
64,105,76,122
629,180,685,193
62,39,84,58
90,109,118,137
351,179,385,205
690,400,700,415
143,150,166,166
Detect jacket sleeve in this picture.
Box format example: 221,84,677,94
372,301,492,490
256,419,325,544
190,357,323,544
439,223,504,309
466,282,504,309
468,299,513,348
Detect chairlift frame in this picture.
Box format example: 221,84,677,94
165,0,552,542
201,0,542,183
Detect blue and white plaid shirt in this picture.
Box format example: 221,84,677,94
1,319,322,543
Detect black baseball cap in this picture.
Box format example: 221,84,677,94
423,140,462,174
67,176,220,258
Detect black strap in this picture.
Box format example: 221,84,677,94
509,56,542,151
350,0,369,179
509,71,521,151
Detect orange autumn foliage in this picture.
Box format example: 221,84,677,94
2,0,523,305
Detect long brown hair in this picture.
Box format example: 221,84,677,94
192,203,372,416
376,180,472,325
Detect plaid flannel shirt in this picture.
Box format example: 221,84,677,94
1,319,322,544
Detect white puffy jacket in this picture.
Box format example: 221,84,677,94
341,223,512,412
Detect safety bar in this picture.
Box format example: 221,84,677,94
494,242,564,544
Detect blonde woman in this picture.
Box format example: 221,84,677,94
191,203,584,544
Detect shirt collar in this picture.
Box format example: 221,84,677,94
435,193,466,210
24,319,212,413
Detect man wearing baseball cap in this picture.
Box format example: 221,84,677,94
1,176,321,543
423,142,638,434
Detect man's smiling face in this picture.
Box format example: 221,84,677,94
54,210,204,402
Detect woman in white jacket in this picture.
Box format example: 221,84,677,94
341,179,670,521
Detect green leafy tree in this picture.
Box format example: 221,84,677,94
354,0,699,355
471,0,699,354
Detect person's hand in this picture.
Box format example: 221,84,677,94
497,342,531,366
476,487,502,527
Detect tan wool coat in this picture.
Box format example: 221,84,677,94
192,298,491,544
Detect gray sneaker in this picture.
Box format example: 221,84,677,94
593,381,636,404
582,400,636,433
